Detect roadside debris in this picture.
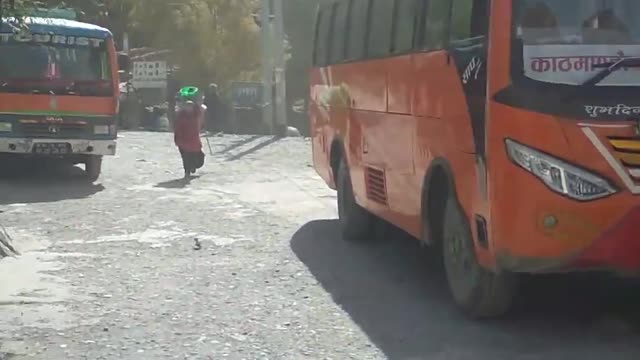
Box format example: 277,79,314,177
0,226,19,259
193,238,202,251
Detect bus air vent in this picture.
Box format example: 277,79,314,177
365,166,388,205
609,138,640,182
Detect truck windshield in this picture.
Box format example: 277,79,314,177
513,0,640,87
0,41,112,96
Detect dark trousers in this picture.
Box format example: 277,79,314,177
179,149,205,171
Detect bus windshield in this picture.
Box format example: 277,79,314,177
0,41,112,96
513,0,640,87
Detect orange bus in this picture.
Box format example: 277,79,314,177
309,0,640,318
0,16,127,181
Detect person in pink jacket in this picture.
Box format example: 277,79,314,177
174,87,207,178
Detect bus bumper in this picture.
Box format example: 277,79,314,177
496,206,640,276
0,137,116,156
568,206,640,274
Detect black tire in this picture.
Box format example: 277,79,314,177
336,157,376,242
442,196,517,318
84,155,103,182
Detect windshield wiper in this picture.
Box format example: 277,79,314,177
582,57,640,86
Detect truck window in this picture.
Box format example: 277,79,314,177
0,44,109,81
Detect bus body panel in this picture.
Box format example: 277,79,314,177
310,49,483,245
412,50,482,247
309,70,335,189
0,93,117,116
413,51,477,154
387,55,413,115
488,106,640,272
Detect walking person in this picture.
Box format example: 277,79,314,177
174,86,207,179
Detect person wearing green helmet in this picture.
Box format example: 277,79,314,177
174,86,207,178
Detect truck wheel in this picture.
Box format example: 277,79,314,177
442,196,517,318
84,155,103,182
336,157,375,242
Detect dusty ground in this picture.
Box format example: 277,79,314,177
0,132,639,360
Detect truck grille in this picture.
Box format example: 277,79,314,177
18,122,89,138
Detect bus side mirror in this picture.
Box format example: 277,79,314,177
118,54,131,72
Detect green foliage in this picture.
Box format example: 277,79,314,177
126,0,261,89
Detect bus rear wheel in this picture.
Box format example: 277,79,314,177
336,158,375,242
84,155,103,182
442,196,517,318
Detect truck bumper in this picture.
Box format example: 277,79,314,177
0,137,116,156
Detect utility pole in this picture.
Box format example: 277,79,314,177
260,0,274,134
272,0,288,135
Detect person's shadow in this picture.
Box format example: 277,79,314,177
154,175,200,189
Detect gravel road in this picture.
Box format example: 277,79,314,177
1,131,639,360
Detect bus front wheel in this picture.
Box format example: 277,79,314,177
442,196,517,318
84,155,103,182
336,158,375,242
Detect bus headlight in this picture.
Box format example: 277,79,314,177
505,139,617,201
0,122,12,132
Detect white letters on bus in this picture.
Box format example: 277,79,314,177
0,32,105,47
462,57,483,85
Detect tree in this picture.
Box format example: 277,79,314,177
125,0,261,89
2,0,262,91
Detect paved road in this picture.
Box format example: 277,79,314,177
1,132,639,360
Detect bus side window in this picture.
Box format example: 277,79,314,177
367,0,395,58
347,0,369,61
471,0,490,37
330,0,350,64
312,8,322,65
314,6,333,66
451,0,490,40
392,0,418,54
423,0,453,50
